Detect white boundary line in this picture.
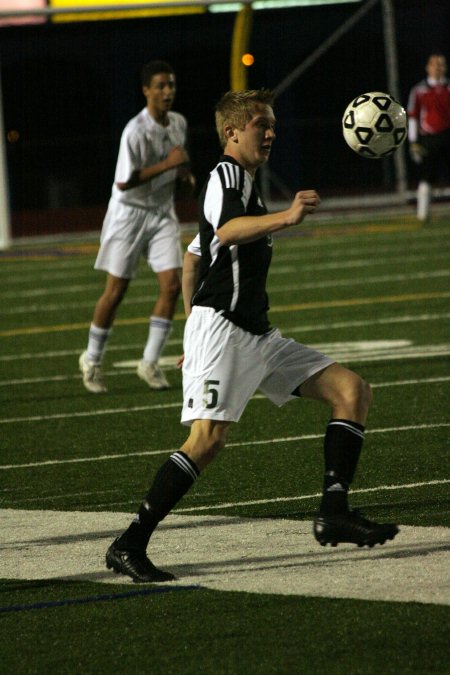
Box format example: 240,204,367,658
3,234,448,281
2,373,449,389
176,478,450,513
1,312,449,362
4,269,449,315
2,252,449,301
1,422,449,471
2,374,450,420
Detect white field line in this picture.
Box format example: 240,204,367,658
288,312,450,334
271,251,450,275
0,401,181,426
1,422,449,471
2,372,450,416
274,240,450,262
176,479,450,513
272,225,450,246
4,269,449,316
2,252,449,301
1,312,449,363
328,345,450,362
270,269,449,292
1,369,449,392
0,339,179,362
5,478,450,510
0,278,149,300
3,228,447,282
2,508,449,604
3,234,448,282
0,369,136,386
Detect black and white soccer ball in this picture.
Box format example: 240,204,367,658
342,92,407,158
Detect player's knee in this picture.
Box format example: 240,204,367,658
339,373,372,414
205,427,228,459
103,284,127,308
359,378,372,410
183,421,229,470
161,277,181,301
202,438,225,464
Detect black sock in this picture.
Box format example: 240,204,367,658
319,419,365,515
117,451,199,550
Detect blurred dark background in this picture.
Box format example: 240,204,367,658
1,0,449,236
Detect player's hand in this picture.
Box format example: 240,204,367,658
166,146,190,169
177,354,185,369
175,169,196,199
409,142,426,164
289,190,321,224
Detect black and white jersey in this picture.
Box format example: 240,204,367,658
190,155,273,335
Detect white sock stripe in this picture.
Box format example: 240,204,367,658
328,420,365,440
90,323,111,334
170,452,198,481
150,317,172,329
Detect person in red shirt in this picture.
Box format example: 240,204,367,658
407,53,450,222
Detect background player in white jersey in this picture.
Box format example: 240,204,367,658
105,89,399,583
79,60,195,392
407,53,450,222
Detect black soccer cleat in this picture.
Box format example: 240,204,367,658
313,508,399,548
106,538,175,583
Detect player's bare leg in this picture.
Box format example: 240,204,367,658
180,419,231,470
79,274,129,393
92,273,130,328
138,268,181,389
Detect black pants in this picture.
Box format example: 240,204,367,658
419,128,450,183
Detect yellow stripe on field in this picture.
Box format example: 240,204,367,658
269,290,450,313
1,290,449,337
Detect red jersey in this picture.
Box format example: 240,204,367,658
407,78,450,135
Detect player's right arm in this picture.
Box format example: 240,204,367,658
117,146,189,191
182,235,201,317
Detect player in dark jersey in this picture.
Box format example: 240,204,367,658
105,89,399,583
407,53,450,221
190,154,272,334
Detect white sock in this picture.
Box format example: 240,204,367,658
87,324,111,365
143,316,172,363
417,181,431,221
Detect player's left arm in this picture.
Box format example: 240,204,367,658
216,190,320,245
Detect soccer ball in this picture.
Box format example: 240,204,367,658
342,92,407,158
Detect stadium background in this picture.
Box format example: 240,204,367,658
0,0,449,238
0,3,449,669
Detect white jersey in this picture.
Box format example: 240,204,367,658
111,107,188,210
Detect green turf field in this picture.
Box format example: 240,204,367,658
1,213,449,673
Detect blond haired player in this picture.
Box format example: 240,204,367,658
106,89,398,583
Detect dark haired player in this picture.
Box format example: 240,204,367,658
79,60,195,392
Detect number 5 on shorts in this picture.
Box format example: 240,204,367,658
203,380,220,409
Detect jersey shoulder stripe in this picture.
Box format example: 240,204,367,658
217,161,244,191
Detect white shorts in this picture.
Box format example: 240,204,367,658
181,306,335,426
94,199,182,279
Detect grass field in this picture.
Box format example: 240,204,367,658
1,212,449,673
